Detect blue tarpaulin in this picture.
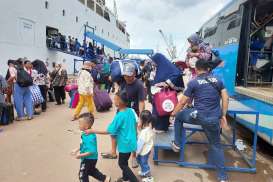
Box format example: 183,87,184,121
119,49,154,55
85,31,121,51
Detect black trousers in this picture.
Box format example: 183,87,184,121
79,159,106,182
53,86,65,104
118,153,139,182
38,85,47,110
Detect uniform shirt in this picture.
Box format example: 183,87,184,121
80,132,98,160
184,73,225,118
137,126,154,156
77,69,94,95
120,79,145,115
107,108,137,153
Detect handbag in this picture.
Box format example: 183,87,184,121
64,84,78,92
154,88,178,117
30,85,44,105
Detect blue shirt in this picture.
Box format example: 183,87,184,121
107,108,137,153
184,73,225,118
80,132,98,160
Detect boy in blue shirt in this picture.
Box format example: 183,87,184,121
86,91,139,182
71,113,111,182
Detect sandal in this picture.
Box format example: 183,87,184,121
27,117,33,120
15,117,24,121
101,153,118,159
105,176,111,182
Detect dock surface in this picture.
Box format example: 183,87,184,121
0,101,273,182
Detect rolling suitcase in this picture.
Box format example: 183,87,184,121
93,86,112,112
71,92,80,109
0,104,14,125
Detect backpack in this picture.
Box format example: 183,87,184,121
5,70,10,81
16,68,33,87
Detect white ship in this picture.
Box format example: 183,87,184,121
0,0,130,74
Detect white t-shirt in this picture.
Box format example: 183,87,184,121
137,127,154,156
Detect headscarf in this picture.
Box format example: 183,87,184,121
188,33,203,46
151,53,184,90
188,33,210,50
32,60,48,75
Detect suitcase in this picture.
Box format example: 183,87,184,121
71,92,80,109
93,86,112,112
0,104,14,125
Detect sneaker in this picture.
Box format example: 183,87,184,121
142,176,154,182
171,141,180,153
131,158,139,168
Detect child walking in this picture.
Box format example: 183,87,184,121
137,110,154,182
86,91,139,182
71,113,111,182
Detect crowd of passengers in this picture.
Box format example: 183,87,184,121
46,32,105,59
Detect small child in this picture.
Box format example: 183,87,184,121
86,91,139,182
136,110,154,182
71,113,111,182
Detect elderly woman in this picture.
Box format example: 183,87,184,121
50,62,68,105
151,53,184,132
186,33,212,61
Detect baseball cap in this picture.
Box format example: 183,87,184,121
123,63,135,76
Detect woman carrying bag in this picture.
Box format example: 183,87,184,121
151,53,184,133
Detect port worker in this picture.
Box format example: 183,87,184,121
72,61,95,121
171,59,229,182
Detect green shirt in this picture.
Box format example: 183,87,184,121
80,132,98,160
107,108,137,153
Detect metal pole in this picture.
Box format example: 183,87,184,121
83,24,87,61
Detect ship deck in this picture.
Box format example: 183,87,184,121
235,86,273,105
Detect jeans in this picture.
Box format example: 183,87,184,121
13,83,33,118
79,159,106,182
174,108,228,181
118,153,139,182
74,94,95,117
137,152,151,175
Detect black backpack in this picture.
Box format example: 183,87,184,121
16,68,33,87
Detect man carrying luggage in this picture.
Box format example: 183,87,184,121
101,63,146,168
170,59,229,182
72,61,95,121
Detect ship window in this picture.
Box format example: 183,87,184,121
78,0,85,5
62,9,66,16
45,1,49,9
204,26,217,38
104,11,110,22
227,18,241,30
87,0,94,11
76,16,79,23
96,4,103,17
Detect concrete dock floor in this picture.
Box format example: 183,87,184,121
0,101,273,182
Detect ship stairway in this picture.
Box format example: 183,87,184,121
47,47,84,59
